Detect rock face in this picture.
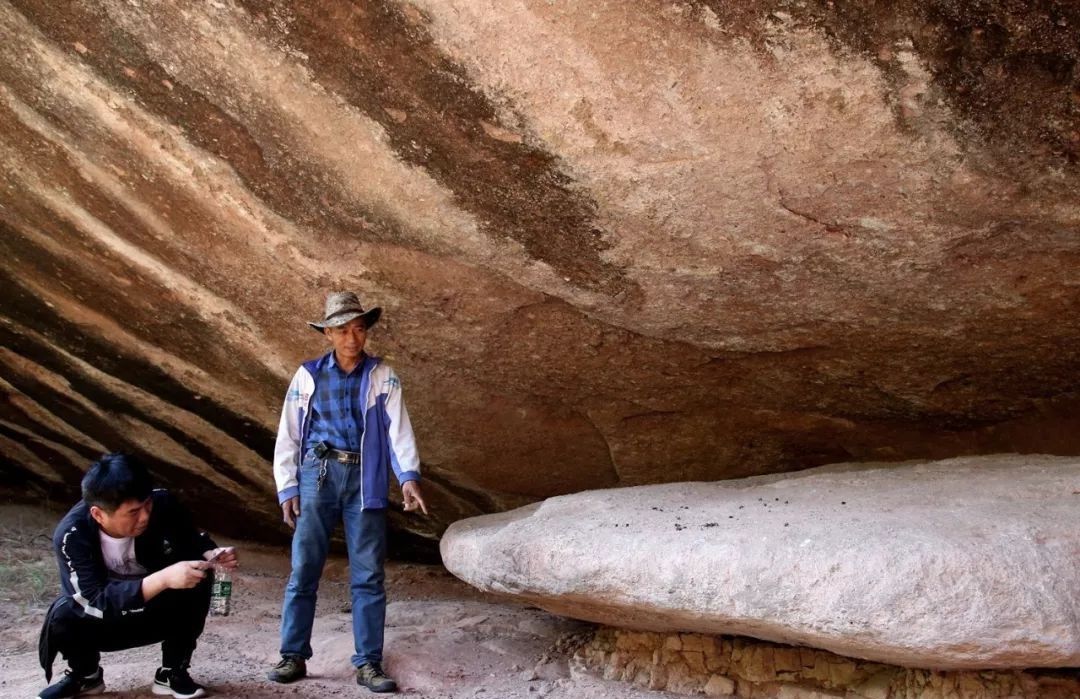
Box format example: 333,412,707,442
441,455,1080,669
579,628,1080,698
0,1,1079,543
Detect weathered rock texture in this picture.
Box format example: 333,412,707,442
577,628,1080,699
441,455,1080,669
1,1,1079,543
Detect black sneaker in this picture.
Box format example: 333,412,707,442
267,655,307,684
37,667,105,699
356,662,397,693
152,666,206,699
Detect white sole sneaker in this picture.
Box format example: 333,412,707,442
152,681,206,699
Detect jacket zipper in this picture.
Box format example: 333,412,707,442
358,358,374,508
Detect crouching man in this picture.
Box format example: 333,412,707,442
36,453,238,699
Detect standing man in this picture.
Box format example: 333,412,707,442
36,453,238,699
268,291,427,694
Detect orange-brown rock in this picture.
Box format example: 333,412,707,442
0,1,1078,547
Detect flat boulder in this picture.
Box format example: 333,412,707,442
441,455,1080,669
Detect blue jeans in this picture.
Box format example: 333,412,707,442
280,451,387,666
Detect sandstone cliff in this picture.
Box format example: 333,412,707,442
1,1,1077,547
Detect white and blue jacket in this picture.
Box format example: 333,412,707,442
273,351,421,509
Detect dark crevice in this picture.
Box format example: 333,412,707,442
0,397,103,465
0,422,86,484
0,318,265,494
0,359,276,540
419,468,504,516
0,261,274,466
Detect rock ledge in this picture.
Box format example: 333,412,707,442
442,455,1080,669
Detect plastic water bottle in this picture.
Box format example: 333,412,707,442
209,565,232,616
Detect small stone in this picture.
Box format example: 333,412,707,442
684,649,707,674
681,633,708,652
705,674,736,696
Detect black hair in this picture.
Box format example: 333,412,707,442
81,453,153,512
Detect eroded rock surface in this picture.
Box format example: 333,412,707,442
441,455,1080,669
580,628,1080,698
1,1,1078,544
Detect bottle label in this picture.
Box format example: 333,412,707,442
213,580,232,596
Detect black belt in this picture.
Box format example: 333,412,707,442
325,449,361,464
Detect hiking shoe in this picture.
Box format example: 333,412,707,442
267,655,307,684
37,667,105,699
152,666,206,699
356,662,397,693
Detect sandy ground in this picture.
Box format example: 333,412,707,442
0,504,679,699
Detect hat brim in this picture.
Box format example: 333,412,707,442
308,306,382,332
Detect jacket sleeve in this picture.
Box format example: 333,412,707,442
273,367,306,504
384,367,421,485
54,523,143,620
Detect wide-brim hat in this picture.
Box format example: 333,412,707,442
308,291,382,332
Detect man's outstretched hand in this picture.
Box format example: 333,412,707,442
402,481,428,515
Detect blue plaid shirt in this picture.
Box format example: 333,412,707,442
303,352,365,453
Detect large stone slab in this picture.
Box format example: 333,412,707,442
441,455,1080,670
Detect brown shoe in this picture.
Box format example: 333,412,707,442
267,656,307,684
355,662,397,693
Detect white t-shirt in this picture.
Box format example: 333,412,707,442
99,530,148,580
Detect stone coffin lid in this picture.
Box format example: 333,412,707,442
441,454,1080,670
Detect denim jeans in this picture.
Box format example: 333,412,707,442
280,451,387,666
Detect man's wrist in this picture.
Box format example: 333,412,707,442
141,569,167,600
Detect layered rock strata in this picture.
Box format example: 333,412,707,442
1,1,1078,541
441,455,1080,669
577,628,1080,699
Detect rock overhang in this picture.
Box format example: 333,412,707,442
0,0,1077,546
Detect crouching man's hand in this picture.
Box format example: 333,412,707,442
204,546,239,570
402,480,428,515
142,560,210,601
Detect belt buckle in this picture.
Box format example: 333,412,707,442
336,452,351,463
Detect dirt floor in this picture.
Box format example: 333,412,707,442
0,504,681,699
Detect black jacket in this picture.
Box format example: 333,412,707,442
51,488,216,620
